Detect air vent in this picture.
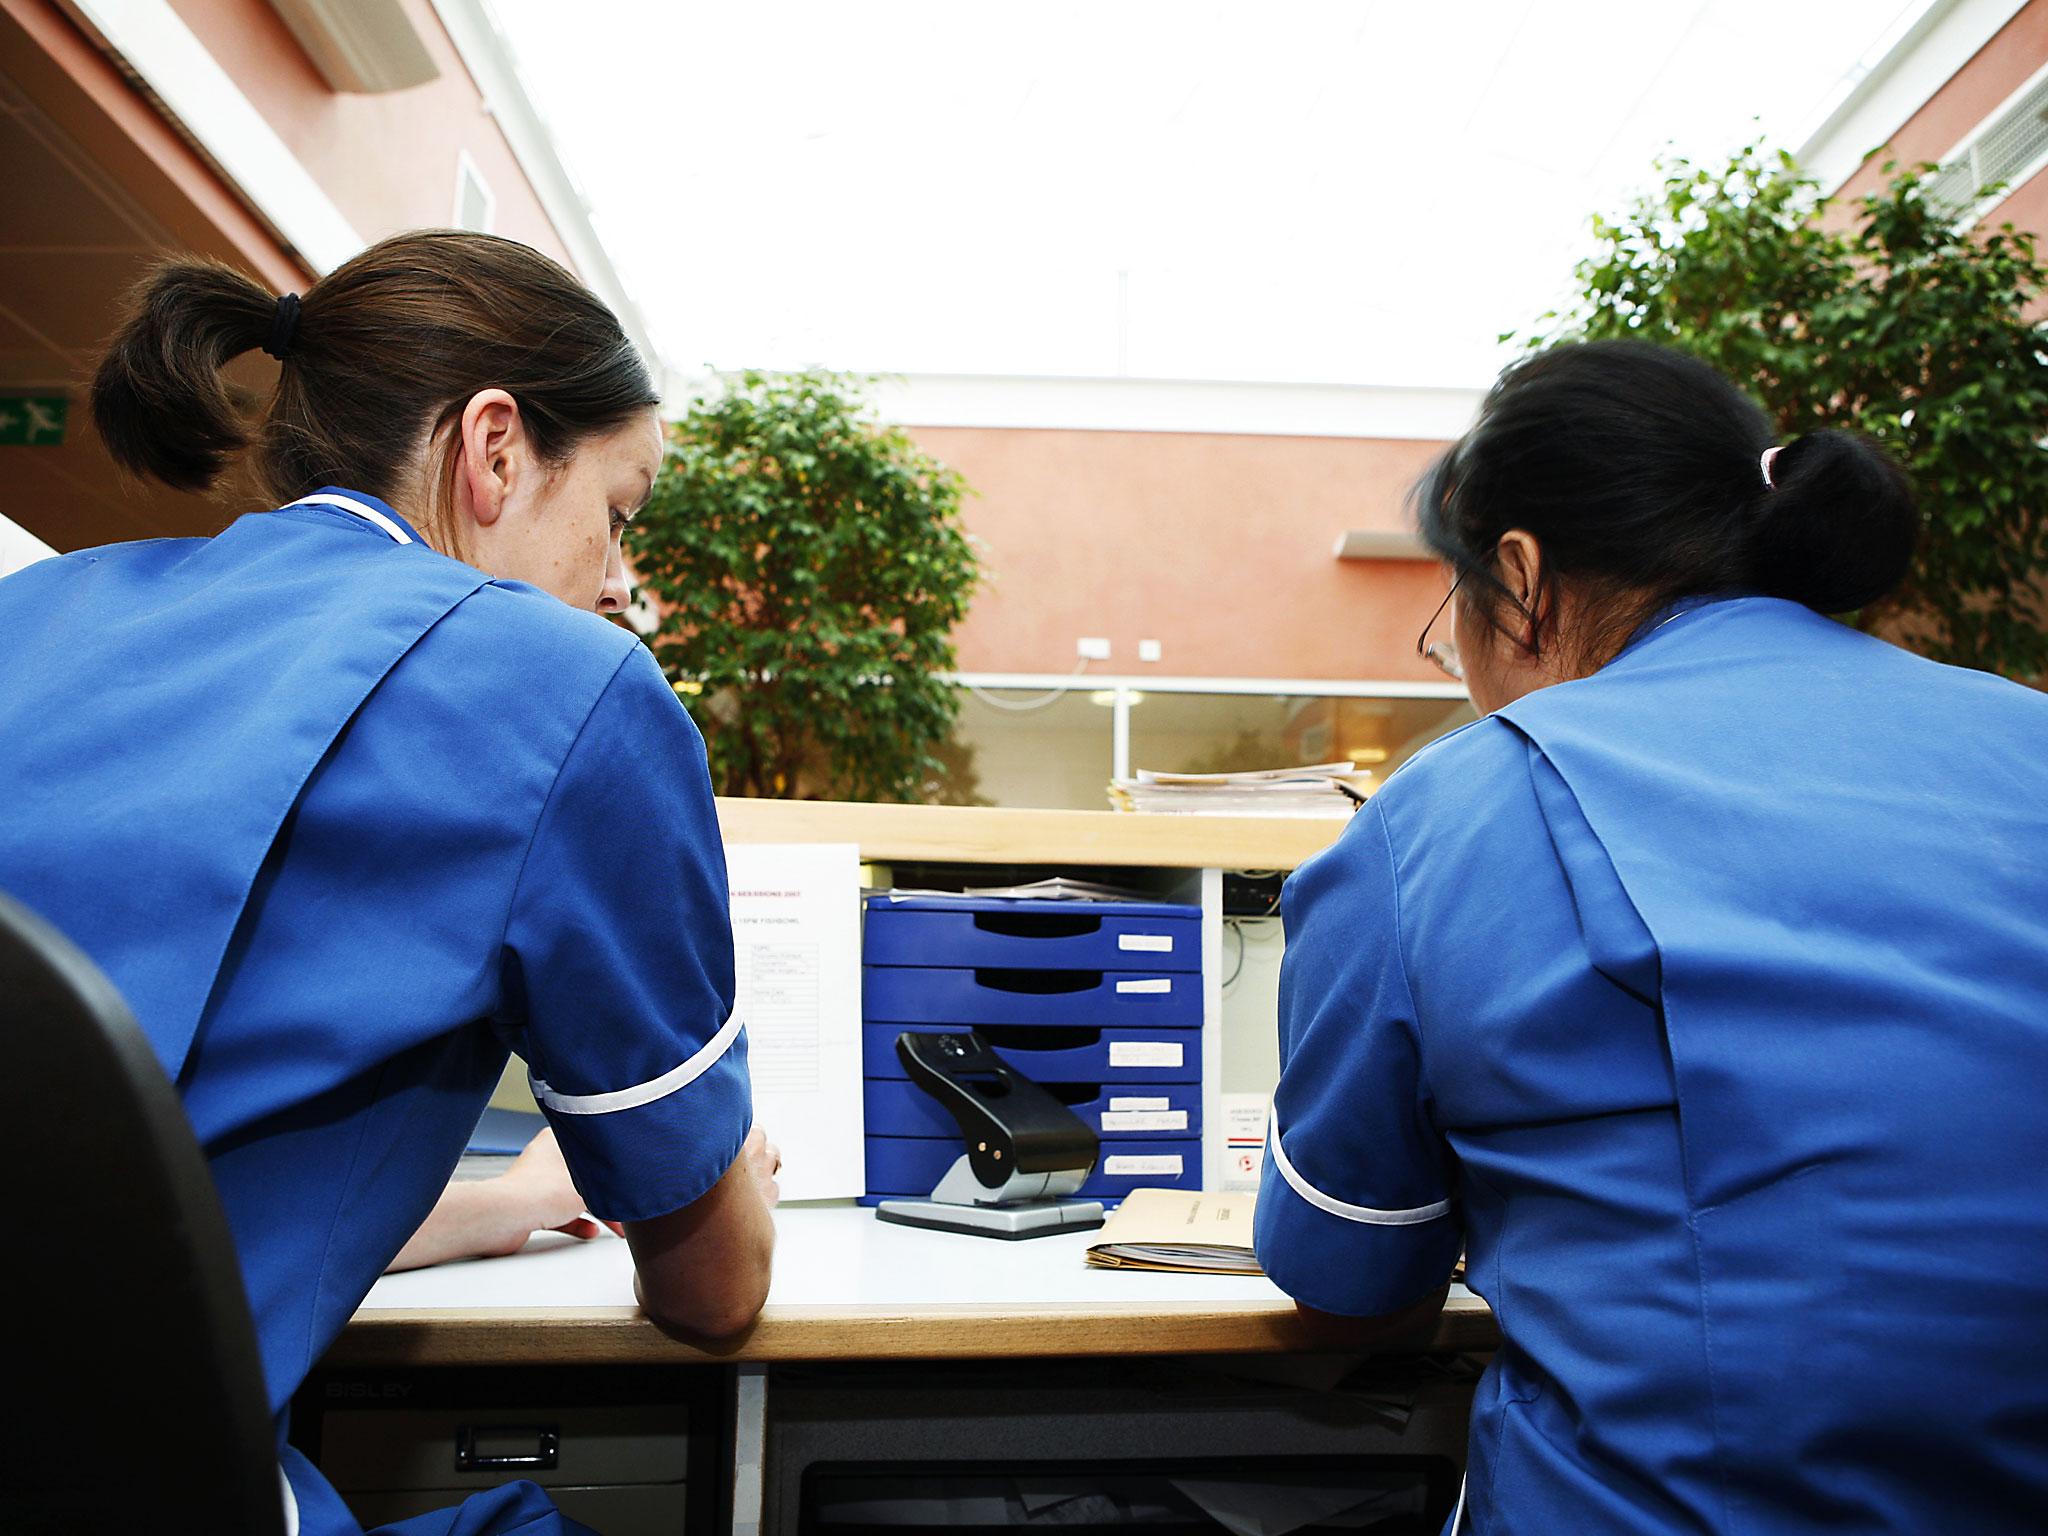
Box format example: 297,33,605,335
453,152,495,233
1925,66,2048,221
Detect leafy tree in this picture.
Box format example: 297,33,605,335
1523,144,2048,680
629,370,980,799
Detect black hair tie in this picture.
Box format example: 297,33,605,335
262,293,302,362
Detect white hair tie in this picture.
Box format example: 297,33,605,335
1759,445,1784,490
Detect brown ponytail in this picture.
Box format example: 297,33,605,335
91,258,277,493
91,230,658,538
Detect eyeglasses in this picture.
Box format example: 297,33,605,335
1417,571,1466,682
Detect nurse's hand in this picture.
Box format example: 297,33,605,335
384,1129,617,1273
739,1125,783,1209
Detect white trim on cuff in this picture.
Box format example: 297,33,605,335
1268,1124,1451,1226
530,1009,744,1116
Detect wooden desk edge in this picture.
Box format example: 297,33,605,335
713,797,1347,871
329,1297,1498,1368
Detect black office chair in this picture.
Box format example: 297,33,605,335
0,890,285,1534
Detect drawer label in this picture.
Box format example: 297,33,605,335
1100,1109,1189,1132
1105,1154,1184,1176
1118,933,1175,953
1109,1040,1183,1068
1108,1096,1171,1111
1115,977,1172,995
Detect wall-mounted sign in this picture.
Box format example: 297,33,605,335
0,396,67,447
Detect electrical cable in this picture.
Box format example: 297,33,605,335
963,660,1092,712
1222,918,1247,989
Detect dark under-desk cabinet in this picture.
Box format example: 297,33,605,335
292,1365,729,1532
763,1355,1480,1535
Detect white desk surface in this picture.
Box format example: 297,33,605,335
336,1205,1493,1367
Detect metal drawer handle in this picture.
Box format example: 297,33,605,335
455,1423,560,1473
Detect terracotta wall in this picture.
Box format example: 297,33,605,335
166,0,572,262
1832,0,2047,244
0,0,310,549
903,425,1450,684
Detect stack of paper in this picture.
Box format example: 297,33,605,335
873,876,1154,903
1108,762,1369,818
1084,1188,1263,1274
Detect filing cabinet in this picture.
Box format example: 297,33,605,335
291,1365,725,1535
860,897,1204,1205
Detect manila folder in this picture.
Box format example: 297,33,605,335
1084,1188,1262,1274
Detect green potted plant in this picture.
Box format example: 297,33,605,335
629,370,982,799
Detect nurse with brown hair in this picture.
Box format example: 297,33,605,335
0,231,777,1535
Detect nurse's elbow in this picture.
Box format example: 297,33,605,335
626,1187,776,1339
1293,1283,1450,1350
634,1256,771,1339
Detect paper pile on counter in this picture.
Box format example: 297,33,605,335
872,876,1154,903
1108,762,1369,817
1084,1189,1262,1274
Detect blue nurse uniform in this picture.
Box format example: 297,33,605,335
1255,595,2048,1533
0,490,752,1536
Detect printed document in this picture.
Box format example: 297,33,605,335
726,842,863,1200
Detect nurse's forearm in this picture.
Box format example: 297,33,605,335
385,1180,541,1272
386,1128,606,1272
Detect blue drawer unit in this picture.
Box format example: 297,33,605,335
863,964,1200,1030
864,1135,1202,1204
864,897,1201,973
863,1022,1199,1083
864,1078,1200,1140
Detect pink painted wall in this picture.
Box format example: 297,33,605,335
167,0,573,265
904,425,1451,684
1833,0,2047,250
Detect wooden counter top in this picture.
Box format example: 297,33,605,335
713,798,1349,871
333,1207,1496,1367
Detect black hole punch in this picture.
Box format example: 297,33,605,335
973,967,1099,995
971,911,1103,940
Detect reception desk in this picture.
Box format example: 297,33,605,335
309,800,1488,1535
322,1210,1495,1534
334,1206,1498,1369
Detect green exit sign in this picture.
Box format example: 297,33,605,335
0,396,67,446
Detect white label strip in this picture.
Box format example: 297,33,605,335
1117,933,1174,953
1115,978,1172,995
1109,1040,1184,1068
1100,1109,1188,1132
1105,1154,1184,1176
1108,1096,1171,1111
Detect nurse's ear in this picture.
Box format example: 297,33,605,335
453,388,530,530
1492,531,1550,652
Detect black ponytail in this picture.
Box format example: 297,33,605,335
90,258,277,493
1748,428,1918,613
1414,341,1920,659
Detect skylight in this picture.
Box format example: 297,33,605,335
492,0,1935,390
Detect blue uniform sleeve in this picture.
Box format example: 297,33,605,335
500,643,750,1223
1253,799,1463,1315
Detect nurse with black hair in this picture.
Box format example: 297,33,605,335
0,232,779,1536
1254,340,2048,1533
